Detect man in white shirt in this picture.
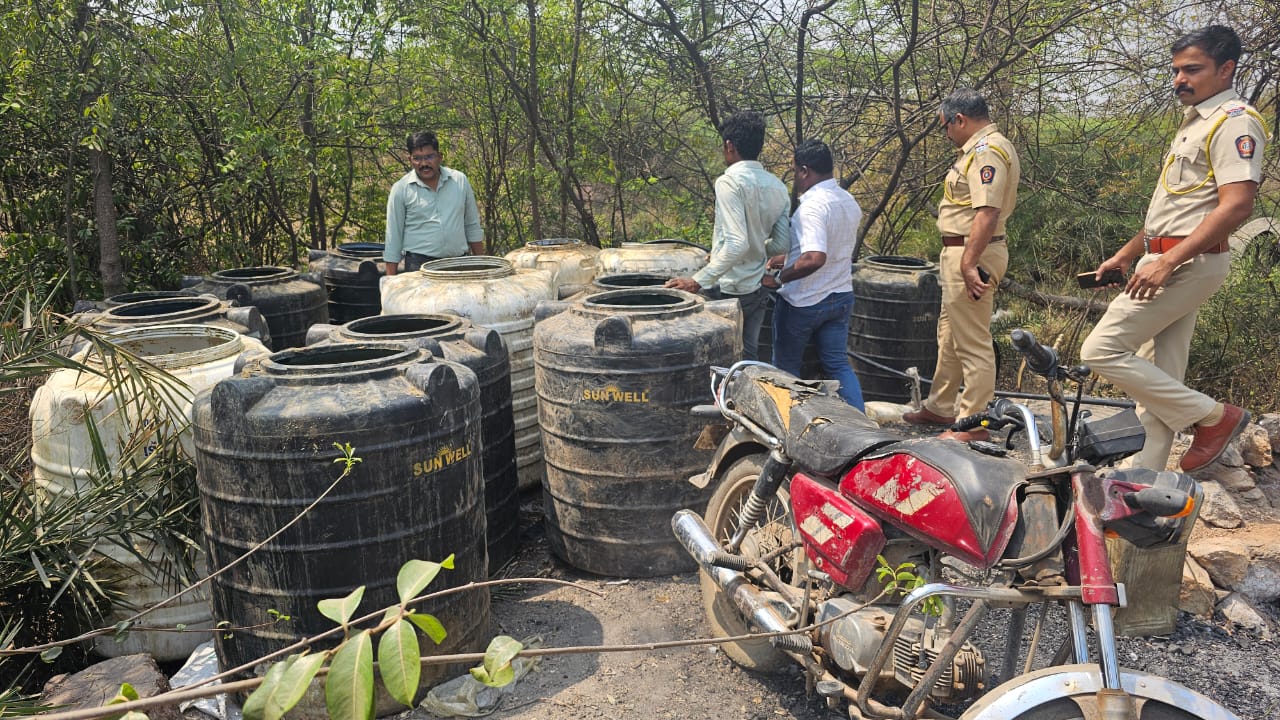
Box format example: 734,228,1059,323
762,139,864,409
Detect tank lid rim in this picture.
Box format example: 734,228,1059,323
208,266,298,283
261,342,425,374
340,313,469,339
90,323,244,367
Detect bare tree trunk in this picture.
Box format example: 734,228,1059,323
92,148,124,297
526,0,542,241
61,146,81,301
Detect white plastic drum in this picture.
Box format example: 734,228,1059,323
504,239,600,299
594,240,710,278
29,324,268,660
381,256,555,490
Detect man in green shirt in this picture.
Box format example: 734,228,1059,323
384,131,485,275
666,111,790,360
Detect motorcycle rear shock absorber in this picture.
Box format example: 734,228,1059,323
726,449,792,554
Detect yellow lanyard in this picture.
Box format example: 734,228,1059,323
1160,106,1267,195
943,142,1012,206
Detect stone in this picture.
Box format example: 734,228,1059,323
1255,465,1280,508
1257,413,1280,453
1196,481,1244,528
1188,524,1280,604
41,654,179,720
1213,465,1257,494
1179,555,1216,618
1217,445,1245,468
1237,424,1275,468
1218,592,1272,640
1188,536,1249,588
1239,488,1269,506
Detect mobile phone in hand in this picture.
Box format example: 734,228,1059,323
977,266,991,283
1077,269,1125,289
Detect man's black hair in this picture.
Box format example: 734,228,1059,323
720,111,766,160
406,131,440,154
1173,25,1242,71
793,139,834,175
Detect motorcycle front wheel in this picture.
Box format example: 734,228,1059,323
959,664,1240,720
699,453,805,674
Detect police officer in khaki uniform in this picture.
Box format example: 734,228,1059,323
904,90,1020,442
1082,25,1265,472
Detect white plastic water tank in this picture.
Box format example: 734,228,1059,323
594,240,710,278
29,324,268,660
504,239,600,299
381,256,555,490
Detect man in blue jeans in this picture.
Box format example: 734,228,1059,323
762,139,865,410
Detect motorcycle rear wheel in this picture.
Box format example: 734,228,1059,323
959,664,1240,720
699,453,804,674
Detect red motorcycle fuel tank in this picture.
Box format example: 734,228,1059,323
838,440,1023,568
790,472,886,588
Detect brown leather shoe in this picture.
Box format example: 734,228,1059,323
939,428,990,443
902,407,956,426
1179,404,1251,473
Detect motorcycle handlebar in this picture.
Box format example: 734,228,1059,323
1010,328,1059,377
950,398,1023,433
1123,487,1196,518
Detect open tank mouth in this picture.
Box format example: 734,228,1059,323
344,314,462,336
106,298,217,318
211,266,293,280
334,242,385,258
593,273,670,289
270,345,409,367
584,289,689,308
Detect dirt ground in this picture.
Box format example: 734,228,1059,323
390,486,1279,720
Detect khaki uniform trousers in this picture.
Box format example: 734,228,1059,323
925,242,1009,418
1080,251,1229,470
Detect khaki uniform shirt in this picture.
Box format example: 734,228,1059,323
1144,89,1266,237
937,124,1020,237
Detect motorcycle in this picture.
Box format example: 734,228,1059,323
672,329,1238,720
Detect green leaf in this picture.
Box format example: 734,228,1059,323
395,558,448,605
40,646,62,662
242,659,289,720
325,630,374,720
243,652,327,720
110,684,140,703
469,635,523,688
377,619,421,707
407,612,448,645
317,586,366,626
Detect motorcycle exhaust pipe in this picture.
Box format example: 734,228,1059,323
673,510,812,653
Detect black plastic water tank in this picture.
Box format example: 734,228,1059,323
183,266,328,351
306,314,519,573
849,255,941,402
191,343,488,690
307,242,386,323
534,289,738,576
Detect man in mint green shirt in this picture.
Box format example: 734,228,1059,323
666,111,790,360
384,131,485,275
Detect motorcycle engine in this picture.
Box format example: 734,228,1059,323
817,598,986,701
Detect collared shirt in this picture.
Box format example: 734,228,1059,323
692,160,791,295
384,166,484,263
1144,89,1266,237
937,124,1020,238
779,179,861,308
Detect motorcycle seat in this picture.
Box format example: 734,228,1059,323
726,366,901,476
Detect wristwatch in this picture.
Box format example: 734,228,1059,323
769,269,783,284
